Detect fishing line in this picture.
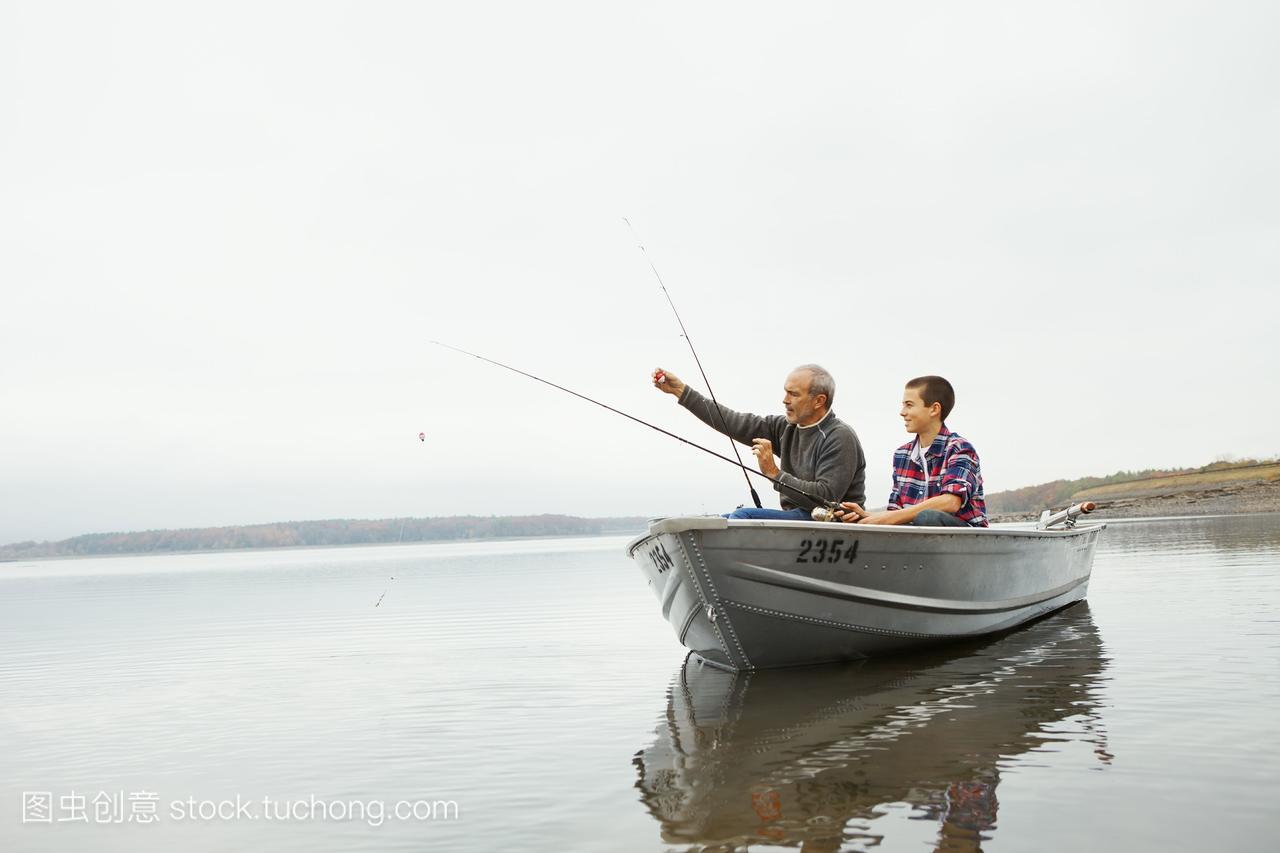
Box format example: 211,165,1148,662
431,340,839,511
623,218,763,509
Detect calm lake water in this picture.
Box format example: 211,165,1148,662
2,514,1278,852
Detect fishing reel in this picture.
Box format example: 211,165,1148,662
811,504,840,523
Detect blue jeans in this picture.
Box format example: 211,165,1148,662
909,509,970,527
724,507,813,521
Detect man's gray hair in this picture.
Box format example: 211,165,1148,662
793,363,835,408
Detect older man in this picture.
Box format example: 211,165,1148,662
652,364,866,519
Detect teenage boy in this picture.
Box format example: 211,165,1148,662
835,375,987,527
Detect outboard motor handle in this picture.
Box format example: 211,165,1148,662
1037,501,1097,530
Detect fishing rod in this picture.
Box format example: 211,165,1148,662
623,218,763,509
431,340,840,512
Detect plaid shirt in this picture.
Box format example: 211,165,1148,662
886,426,988,527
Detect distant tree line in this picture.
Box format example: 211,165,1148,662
986,457,1278,513
0,514,650,561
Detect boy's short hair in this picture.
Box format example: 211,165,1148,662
906,375,955,421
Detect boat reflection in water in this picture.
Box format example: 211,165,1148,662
634,603,1110,852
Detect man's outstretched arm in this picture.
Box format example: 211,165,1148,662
652,367,776,446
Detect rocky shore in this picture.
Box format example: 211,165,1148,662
991,477,1280,524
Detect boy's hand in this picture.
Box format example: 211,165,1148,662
835,504,911,525
652,368,686,398
833,502,868,523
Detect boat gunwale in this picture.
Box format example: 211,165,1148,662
626,516,1105,557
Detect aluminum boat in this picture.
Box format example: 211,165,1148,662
626,511,1104,669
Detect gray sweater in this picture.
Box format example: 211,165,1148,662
679,387,866,509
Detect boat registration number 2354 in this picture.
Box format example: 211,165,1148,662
796,538,859,564
647,542,675,574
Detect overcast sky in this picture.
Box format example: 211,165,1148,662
3,1,1278,544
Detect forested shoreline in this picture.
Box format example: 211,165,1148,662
0,514,650,561
985,458,1278,512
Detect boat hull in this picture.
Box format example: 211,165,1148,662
626,516,1102,669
